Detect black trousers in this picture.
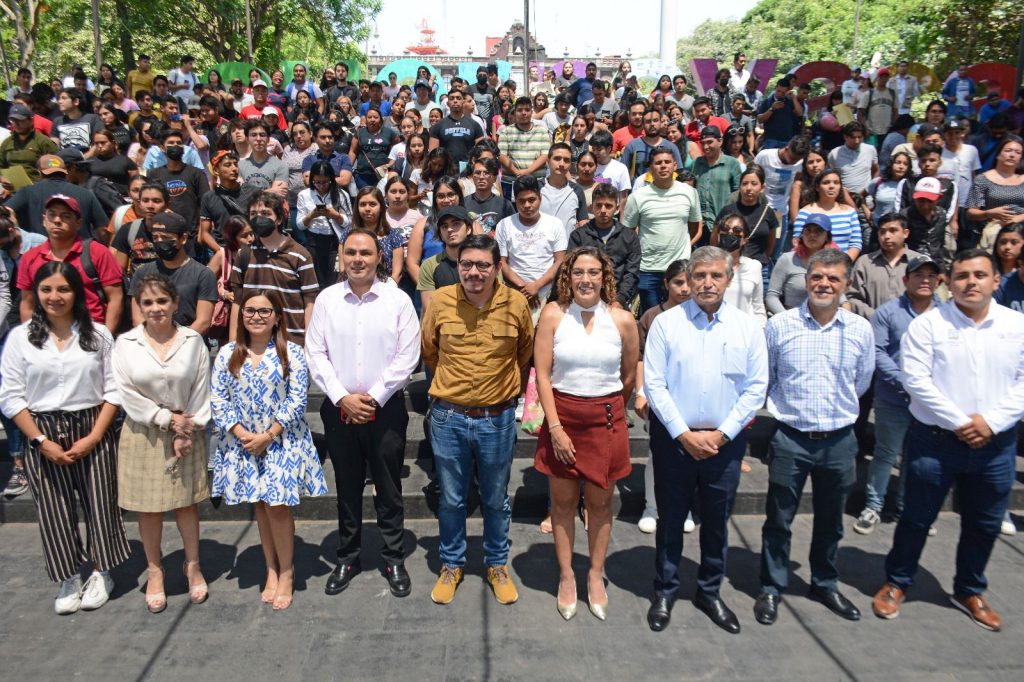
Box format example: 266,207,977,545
320,394,408,564
307,231,339,289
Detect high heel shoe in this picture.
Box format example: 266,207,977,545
145,567,167,614
588,575,609,621
183,560,209,605
557,579,578,621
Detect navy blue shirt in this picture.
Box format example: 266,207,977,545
301,150,354,177
566,78,595,110
871,293,938,407
757,94,799,143
995,271,1024,313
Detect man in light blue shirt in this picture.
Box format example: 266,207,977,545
643,246,768,634
755,248,875,626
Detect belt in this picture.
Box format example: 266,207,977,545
780,423,851,441
432,398,518,418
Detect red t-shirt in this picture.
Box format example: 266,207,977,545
33,114,53,137
684,116,730,146
239,104,287,130
17,238,124,323
612,125,642,154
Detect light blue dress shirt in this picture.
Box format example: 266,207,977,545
766,302,875,431
644,298,769,440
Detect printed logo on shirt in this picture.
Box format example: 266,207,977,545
164,178,188,198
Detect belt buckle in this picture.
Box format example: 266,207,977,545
808,431,829,441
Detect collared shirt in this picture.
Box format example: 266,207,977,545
901,300,1024,434
729,68,751,92
497,122,550,178
0,323,119,417
421,281,534,407
846,248,922,318
305,279,420,407
766,303,875,431
692,154,742,225
644,298,768,440
872,293,937,408
16,237,123,324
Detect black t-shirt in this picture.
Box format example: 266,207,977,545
429,115,484,163
718,199,779,266
128,258,218,327
88,154,137,194
464,192,515,235
111,219,155,271
355,126,398,174
199,185,260,244
132,112,161,138
148,165,210,229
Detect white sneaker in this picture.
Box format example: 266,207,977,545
638,510,657,534
928,526,937,537
55,575,83,615
80,571,113,611
1001,518,1017,536
683,513,696,534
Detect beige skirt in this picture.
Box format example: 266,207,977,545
118,417,210,513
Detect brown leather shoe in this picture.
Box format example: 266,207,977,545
950,594,1002,632
872,583,904,619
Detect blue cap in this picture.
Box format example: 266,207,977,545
804,213,833,232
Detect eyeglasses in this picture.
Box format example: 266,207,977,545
241,306,274,319
472,170,494,177
458,260,494,272
721,226,746,235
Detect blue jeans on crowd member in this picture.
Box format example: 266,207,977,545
863,400,913,513
760,423,857,595
430,403,517,568
771,214,791,263
637,270,665,313
885,420,1015,597
500,177,515,201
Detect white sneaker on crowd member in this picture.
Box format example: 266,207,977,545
853,508,881,535
638,509,657,534
80,571,114,610
683,512,696,534
1001,513,1017,536
3,466,29,497
55,575,83,615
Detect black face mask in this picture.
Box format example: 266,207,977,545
718,233,742,252
251,216,277,238
165,146,184,161
477,74,488,86
718,78,730,87
152,239,181,260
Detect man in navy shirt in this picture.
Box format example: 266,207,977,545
566,62,597,110
756,78,801,150
995,249,1024,312
302,123,354,186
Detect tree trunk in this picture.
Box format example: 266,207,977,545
114,0,135,75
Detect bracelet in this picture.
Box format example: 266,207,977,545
549,423,563,431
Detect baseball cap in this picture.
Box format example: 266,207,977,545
700,125,722,140
986,91,1001,100
57,147,90,167
151,212,190,234
414,79,430,90
943,119,964,132
803,213,833,232
906,254,939,275
251,79,268,89
44,194,80,215
876,67,891,77
8,103,32,120
261,106,280,118
912,177,942,202
436,206,471,225
916,123,941,138
38,154,68,176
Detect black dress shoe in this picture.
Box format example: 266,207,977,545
754,592,780,625
647,596,675,632
808,586,861,621
325,561,361,595
385,563,411,598
693,594,741,634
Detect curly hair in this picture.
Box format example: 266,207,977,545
555,246,617,305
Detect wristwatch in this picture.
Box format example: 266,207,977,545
716,430,731,444
31,434,47,448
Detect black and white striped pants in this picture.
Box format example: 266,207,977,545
24,406,131,583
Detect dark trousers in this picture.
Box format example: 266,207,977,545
307,231,339,289
651,417,744,600
885,420,1015,597
760,424,857,595
320,394,408,564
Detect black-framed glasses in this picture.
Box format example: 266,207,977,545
458,260,494,272
242,306,274,319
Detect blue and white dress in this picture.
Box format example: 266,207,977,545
211,340,328,505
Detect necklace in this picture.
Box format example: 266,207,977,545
51,329,74,343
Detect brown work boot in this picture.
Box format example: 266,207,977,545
430,566,463,605
872,583,904,619
950,594,1002,632
486,565,519,604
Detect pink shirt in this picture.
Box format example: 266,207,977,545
305,279,420,406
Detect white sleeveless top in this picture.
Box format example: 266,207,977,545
551,301,623,397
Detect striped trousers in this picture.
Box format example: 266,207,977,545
24,407,131,583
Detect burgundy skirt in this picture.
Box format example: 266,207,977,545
534,390,631,489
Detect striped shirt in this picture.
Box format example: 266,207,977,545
497,122,551,178
792,207,862,253
766,302,875,431
229,235,319,344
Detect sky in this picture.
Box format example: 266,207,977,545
367,0,760,58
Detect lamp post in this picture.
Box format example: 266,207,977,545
523,0,530,86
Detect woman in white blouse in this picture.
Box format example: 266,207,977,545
710,213,768,326
296,159,351,288
0,262,129,615
112,273,212,613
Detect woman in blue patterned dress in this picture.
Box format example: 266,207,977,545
211,290,327,610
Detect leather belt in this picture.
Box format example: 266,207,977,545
780,423,852,441
432,398,518,418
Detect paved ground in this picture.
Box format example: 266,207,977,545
1,514,1022,681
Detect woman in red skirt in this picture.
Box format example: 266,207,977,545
534,246,639,621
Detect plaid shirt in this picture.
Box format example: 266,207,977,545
766,303,875,431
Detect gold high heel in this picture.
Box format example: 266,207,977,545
183,560,209,604
557,579,577,621
588,575,608,621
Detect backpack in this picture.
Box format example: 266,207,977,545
78,238,106,304
85,175,129,217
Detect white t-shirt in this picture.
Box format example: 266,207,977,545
540,182,582,236
938,144,981,207
754,149,804,212
595,159,631,193
828,143,878,194
495,212,569,300
542,111,570,138
168,68,198,100
841,79,860,106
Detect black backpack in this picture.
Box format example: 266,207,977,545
85,175,129,217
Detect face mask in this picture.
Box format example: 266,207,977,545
477,74,488,85
718,233,742,252
251,215,277,238
165,146,184,161
152,239,181,260
719,78,730,87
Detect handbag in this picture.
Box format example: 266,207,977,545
520,368,545,436
208,248,231,340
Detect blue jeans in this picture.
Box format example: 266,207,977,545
637,271,665,313
885,420,1015,597
771,213,790,263
864,401,913,512
430,403,517,567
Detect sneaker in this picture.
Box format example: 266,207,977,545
683,513,696,534
55,575,83,615
430,566,463,605
1000,517,1017,536
928,526,937,537
80,571,113,611
638,510,657,534
486,565,519,604
3,466,28,497
853,508,881,535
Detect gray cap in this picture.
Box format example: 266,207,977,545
906,254,939,274
414,79,430,90
8,103,32,120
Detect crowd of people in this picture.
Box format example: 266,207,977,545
0,53,1021,634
